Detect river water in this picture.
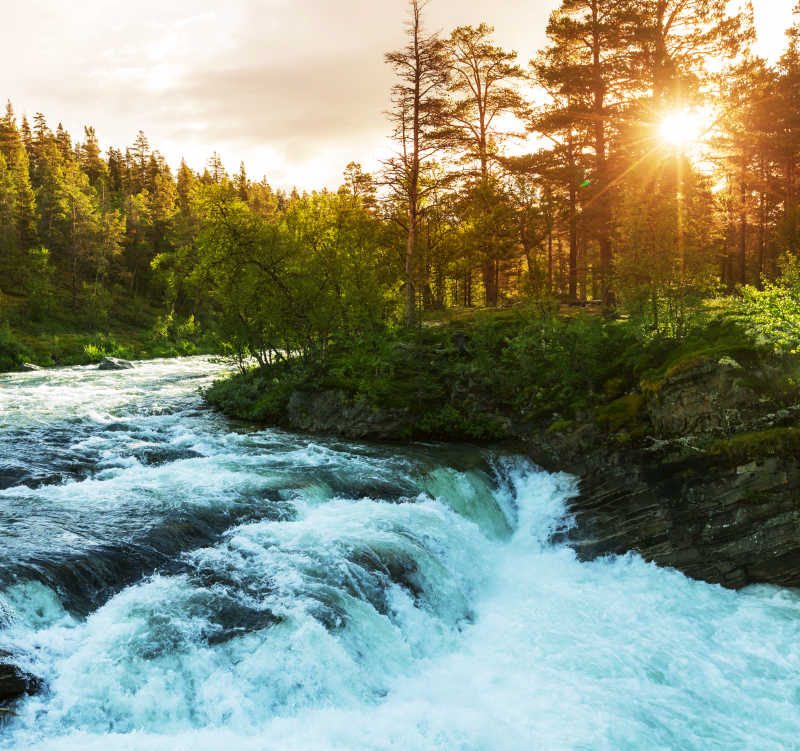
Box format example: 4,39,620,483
0,357,798,750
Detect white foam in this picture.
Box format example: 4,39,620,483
2,363,799,750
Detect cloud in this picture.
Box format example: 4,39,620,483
0,0,792,190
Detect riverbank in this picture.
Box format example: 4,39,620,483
0,293,218,372
205,308,800,589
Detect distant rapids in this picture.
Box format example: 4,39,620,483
0,357,799,750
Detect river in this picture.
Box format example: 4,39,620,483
0,357,798,750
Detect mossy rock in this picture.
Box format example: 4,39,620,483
547,419,575,434
709,427,800,465
594,393,645,433
603,376,626,400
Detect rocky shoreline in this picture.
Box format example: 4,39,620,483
225,354,800,592
526,356,800,590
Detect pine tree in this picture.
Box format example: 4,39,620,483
80,126,107,187
384,0,449,325
537,0,639,304
443,23,524,304
176,158,196,213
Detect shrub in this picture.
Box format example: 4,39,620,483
0,322,30,371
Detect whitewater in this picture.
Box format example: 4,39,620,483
0,357,798,750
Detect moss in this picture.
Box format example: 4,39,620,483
603,376,626,400
637,318,759,391
547,419,575,434
594,394,645,433
662,354,714,382
709,428,800,464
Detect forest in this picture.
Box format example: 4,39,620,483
1,0,799,373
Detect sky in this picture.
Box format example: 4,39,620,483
0,0,795,191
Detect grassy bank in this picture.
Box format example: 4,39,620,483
205,303,797,444
0,291,219,372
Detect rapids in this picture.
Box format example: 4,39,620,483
0,357,798,750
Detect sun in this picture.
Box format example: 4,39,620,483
659,110,706,147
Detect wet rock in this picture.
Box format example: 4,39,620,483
555,449,800,590
98,357,134,370
20,363,42,371
528,395,800,590
0,651,42,705
133,447,203,466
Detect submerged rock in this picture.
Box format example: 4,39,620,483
0,651,42,706
98,357,134,371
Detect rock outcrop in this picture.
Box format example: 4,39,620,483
0,651,42,707
286,390,411,440
97,357,134,371
555,447,800,589
534,357,800,589
645,356,758,436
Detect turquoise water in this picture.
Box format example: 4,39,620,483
0,359,798,750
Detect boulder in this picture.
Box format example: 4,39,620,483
20,363,42,371
98,357,134,371
0,651,42,705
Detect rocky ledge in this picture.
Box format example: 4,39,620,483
0,650,42,710
530,356,800,589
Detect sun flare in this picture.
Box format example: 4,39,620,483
659,110,706,147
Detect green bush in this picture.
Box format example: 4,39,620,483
0,321,30,371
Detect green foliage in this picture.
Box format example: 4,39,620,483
81,333,134,362
635,315,757,387
205,364,301,422
206,310,653,440
162,184,397,368
0,321,30,371
594,394,645,434
732,282,800,355
547,419,575,433
23,247,56,321
150,312,212,357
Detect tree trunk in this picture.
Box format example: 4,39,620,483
482,261,497,307
569,184,578,300
739,175,747,286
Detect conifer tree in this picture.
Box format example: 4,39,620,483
384,0,449,325
443,24,524,305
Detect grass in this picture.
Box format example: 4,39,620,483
0,288,219,372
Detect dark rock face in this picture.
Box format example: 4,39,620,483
0,652,42,706
533,358,800,590
98,357,134,371
286,390,411,440
646,357,757,437
556,450,800,589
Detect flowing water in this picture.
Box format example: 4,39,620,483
0,357,799,750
